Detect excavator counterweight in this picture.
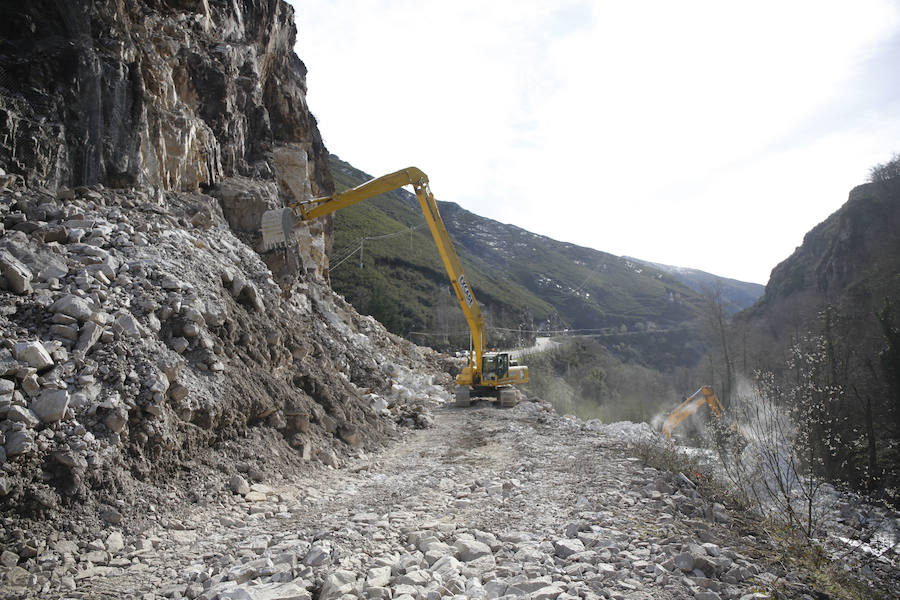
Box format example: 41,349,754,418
261,167,527,406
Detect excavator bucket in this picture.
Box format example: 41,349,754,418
260,207,297,251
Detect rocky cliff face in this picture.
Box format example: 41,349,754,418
0,0,453,548
0,0,337,280
0,0,329,193
744,179,900,330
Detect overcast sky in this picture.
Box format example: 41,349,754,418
285,0,900,285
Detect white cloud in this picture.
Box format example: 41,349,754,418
287,0,900,284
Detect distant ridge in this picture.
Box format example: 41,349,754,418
627,258,764,315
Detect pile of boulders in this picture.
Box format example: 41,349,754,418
0,183,453,536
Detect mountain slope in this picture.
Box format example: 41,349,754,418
327,155,721,368
629,259,764,315
742,180,900,331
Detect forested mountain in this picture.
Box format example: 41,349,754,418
327,155,762,371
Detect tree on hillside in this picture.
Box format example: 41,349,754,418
877,298,900,437
701,282,735,405
868,152,900,183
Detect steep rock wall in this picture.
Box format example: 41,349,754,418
0,0,335,278
0,0,330,195
748,181,900,319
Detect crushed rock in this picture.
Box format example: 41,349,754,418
0,184,453,564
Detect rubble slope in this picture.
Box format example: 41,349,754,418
0,182,451,545
0,0,452,561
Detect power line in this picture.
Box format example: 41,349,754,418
330,222,427,272
408,323,698,338
330,244,364,271
364,221,426,241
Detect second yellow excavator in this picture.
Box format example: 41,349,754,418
662,386,725,439
261,167,528,407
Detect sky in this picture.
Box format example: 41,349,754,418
285,0,900,285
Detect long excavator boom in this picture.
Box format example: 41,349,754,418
261,167,525,397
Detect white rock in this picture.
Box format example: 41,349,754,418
5,430,33,455
430,554,462,579
7,405,40,427
366,565,392,588
170,337,189,353
106,531,125,554
302,542,330,566
50,323,78,341
530,585,565,600
103,410,128,433
0,251,32,294
13,341,53,370
553,538,585,559
230,474,250,495
245,582,312,600
50,294,95,321
76,321,103,353
319,569,356,600
31,389,69,423
114,313,143,338
673,552,695,571
454,539,492,562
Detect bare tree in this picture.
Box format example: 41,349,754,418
868,152,900,183
701,282,735,404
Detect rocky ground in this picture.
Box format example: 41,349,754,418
4,399,895,600
0,3,896,594
0,180,452,583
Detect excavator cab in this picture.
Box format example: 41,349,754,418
481,352,509,382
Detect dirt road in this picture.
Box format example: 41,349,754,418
22,401,798,600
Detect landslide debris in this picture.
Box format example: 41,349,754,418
11,402,896,600
0,0,457,567
0,182,452,564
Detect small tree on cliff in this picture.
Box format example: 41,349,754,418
868,152,900,183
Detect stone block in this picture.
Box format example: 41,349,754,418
50,294,95,321
0,250,32,294
114,313,143,338
7,405,40,427
553,538,586,558
319,569,356,600
103,409,128,433
454,538,492,562
5,430,33,456
76,321,103,353
13,341,53,370
31,389,69,422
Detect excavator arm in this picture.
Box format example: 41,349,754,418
261,167,488,386
662,386,724,439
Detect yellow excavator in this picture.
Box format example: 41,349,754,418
260,167,528,407
662,386,725,439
